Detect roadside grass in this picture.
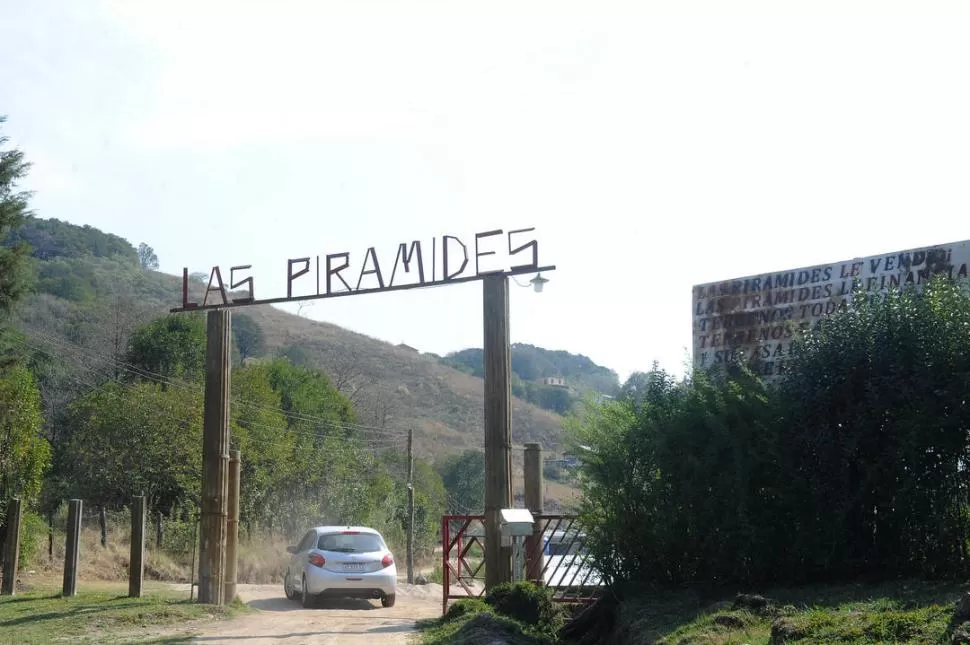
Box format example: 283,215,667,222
0,581,248,645
613,579,969,645
424,580,969,644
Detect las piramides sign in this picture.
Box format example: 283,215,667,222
692,239,970,379
172,227,554,313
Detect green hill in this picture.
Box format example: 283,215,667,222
7,216,572,463
441,344,619,414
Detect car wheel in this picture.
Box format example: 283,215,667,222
381,593,396,608
301,575,314,609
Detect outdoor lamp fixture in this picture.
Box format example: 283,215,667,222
529,273,549,293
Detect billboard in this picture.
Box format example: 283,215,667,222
692,239,970,379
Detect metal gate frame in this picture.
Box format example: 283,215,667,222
441,513,602,614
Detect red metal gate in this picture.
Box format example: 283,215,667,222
441,513,602,614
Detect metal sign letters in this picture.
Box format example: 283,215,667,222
172,227,555,313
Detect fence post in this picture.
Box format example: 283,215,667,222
2,498,23,595
524,443,544,584
63,499,82,597
224,450,240,604
129,496,145,597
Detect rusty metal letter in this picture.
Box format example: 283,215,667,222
475,229,504,276
202,267,229,307
326,253,352,294
182,268,199,309
389,241,426,287
443,235,468,280
355,247,386,291
508,227,539,271
230,265,254,303
287,258,311,298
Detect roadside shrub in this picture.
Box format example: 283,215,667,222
446,598,492,621
18,510,48,570
485,581,566,634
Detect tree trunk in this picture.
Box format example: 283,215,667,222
99,506,108,548
155,512,163,549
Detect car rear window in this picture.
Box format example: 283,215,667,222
317,532,384,553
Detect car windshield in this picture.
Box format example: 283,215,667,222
317,532,384,553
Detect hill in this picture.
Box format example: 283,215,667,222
8,217,571,465
441,344,619,414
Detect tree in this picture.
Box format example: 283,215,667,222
780,276,970,580
126,314,207,383
0,366,50,528
58,381,202,517
137,243,159,270
0,116,33,319
436,450,485,515
232,313,265,360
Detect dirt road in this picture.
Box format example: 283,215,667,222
164,582,445,644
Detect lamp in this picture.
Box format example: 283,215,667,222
529,273,549,293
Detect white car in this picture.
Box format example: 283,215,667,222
283,526,397,608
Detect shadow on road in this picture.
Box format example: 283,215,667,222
246,596,377,612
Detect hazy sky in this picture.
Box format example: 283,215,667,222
3,0,970,383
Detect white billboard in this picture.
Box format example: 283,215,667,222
692,240,970,379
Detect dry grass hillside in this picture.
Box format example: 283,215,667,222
239,303,567,461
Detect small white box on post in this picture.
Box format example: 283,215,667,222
499,508,534,583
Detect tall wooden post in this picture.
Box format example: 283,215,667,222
524,443,544,583
483,275,513,590
129,495,145,597
198,309,231,605
224,449,241,604
406,429,415,584
2,498,23,595
63,499,82,597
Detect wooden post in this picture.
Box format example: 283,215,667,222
129,496,145,597
483,274,513,590
406,429,414,584
224,449,241,604
524,443,544,583
99,506,108,548
2,498,23,595
198,309,231,605
63,499,82,597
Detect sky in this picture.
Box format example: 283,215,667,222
2,0,970,384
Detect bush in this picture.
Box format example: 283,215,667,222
485,582,566,635
446,598,492,621
18,510,48,570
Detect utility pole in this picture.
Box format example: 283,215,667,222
224,449,241,604
406,428,415,584
63,499,82,597
198,309,231,605
483,274,513,590
523,443,544,583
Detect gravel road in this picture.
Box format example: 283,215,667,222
163,582,445,645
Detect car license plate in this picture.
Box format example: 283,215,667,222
343,563,364,572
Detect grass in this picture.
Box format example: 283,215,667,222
421,580,970,644
612,580,969,645
0,581,248,645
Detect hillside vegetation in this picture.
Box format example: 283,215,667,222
441,345,619,414
7,216,574,464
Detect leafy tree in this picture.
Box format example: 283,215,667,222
0,116,33,319
780,276,970,580
233,313,265,360
567,365,786,587
0,366,50,527
137,242,159,270
126,314,207,383
436,450,485,515
58,381,202,515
